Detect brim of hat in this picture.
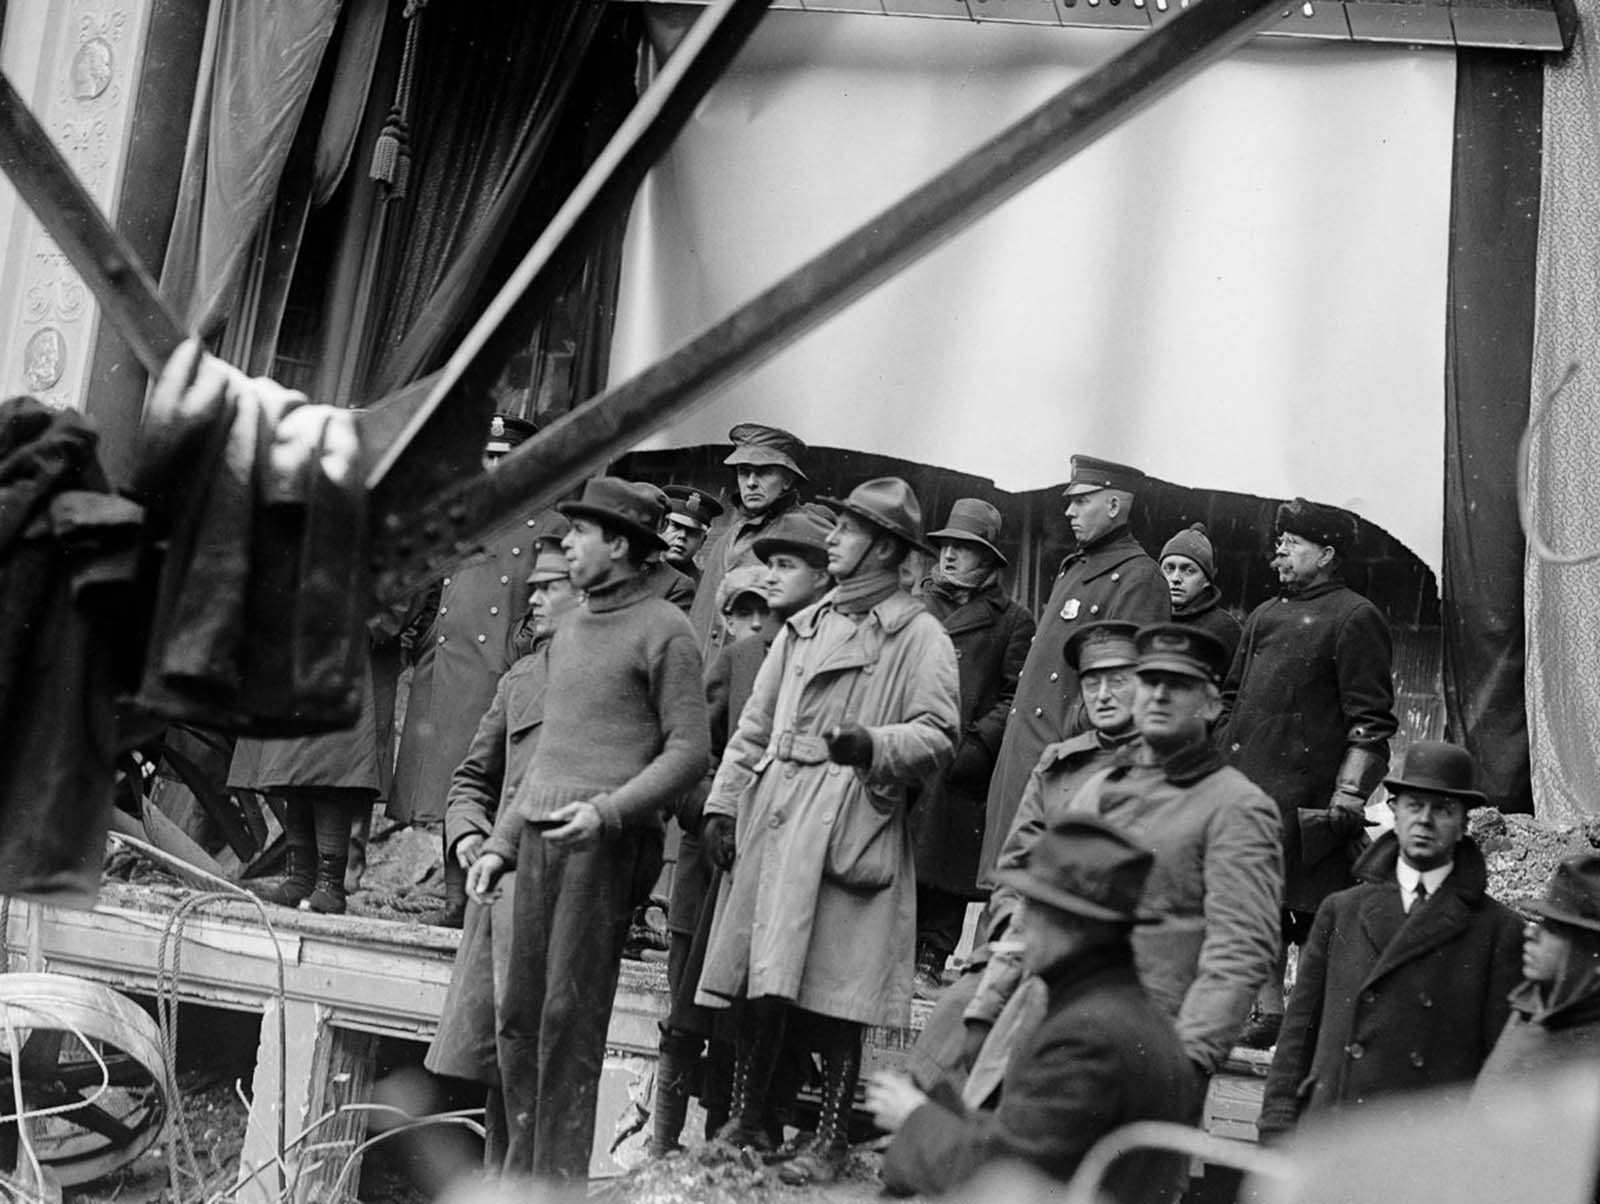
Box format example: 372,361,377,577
1524,899,1600,933
926,528,1007,565
484,439,516,456
526,570,568,585
664,513,707,533
817,496,935,557
994,869,1156,925
723,447,808,479
1062,482,1107,497
555,502,668,551
1136,657,1212,681
752,535,829,566
1076,653,1138,673
1380,778,1487,805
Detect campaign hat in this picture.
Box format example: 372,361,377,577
819,477,933,556
1134,622,1229,684
556,477,668,552
1525,855,1600,934
927,498,1007,565
996,815,1156,925
1063,455,1146,497
723,422,808,479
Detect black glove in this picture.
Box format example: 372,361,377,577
703,814,737,872
948,735,991,785
1327,793,1368,838
825,722,874,768
959,1019,992,1071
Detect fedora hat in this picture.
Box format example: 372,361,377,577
996,815,1156,925
927,498,1007,565
1382,740,1486,805
1135,622,1229,684
819,477,933,556
556,477,668,552
723,422,809,480
1063,455,1146,498
1064,621,1140,674
1526,855,1600,934
752,504,836,568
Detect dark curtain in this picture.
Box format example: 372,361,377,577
1442,50,1542,814
359,3,634,410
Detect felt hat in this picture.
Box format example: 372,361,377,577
485,413,538,457
526,547,570,585
1063,455,1146,498
556,477,668,552
927,498,1007,565
1134,622,1229,684
820,477,933,556
661,485,725,532
996,815,1156,925
1382,740,1487,805
752,504,836,568
1160,523,1217,582
1525,855,1600,934
717,565,770,616
1274,497,1360,555
1064,621,1140,674
723,422,808,480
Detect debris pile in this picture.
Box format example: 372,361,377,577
1472,808,1599,905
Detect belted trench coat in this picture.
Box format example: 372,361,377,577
695,590,960,1026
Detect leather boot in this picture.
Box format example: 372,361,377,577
707,1001,787,1154
913,940,946,999
779,1020,860,1187
252,797,315,906
304,793,358,915
422,858,468,928
648,1028,702,1157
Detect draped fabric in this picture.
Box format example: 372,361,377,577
159,0,343,336
1527,0,1600,822
1441,51,1541,815
358,2,624,404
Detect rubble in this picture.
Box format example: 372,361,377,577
595,1145,887,1204
1472,808,1598,906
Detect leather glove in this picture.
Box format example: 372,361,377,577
1327,793,1368,838
825,722,874,768
703,814,737,872
959,1020,992,1072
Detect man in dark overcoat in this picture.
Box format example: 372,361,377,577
869,815,1198,1204
661,485,723,589
977,455,1168,887
912,498,1036,995
1218,496,1397,1041
1161,522,1242,666
1259,741,1522,1140
423,546,576,1166
687,422,808,654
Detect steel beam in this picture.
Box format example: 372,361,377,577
369,0,1289,605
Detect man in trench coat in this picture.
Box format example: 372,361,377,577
696,477,960,1186
1218,496,1397,1042
422,547,576,1166
911,498,1036,995
977,456,1168,888
1259,741,1522,1139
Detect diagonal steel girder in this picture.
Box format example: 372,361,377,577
369,0,1288,606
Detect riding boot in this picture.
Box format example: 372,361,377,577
422,857,468,929
252,796,315,906
709,1000,787,1153
304,792,360,914
648,1027,702,1157
779,1019,861,1186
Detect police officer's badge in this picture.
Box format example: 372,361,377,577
1061,598,1081,620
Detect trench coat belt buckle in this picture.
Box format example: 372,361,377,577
769,731,830,765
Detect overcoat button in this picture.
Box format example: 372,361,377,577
437,635,446,645
1010,708,1017,716
501,575,510,585
1034,707,1043,717
526,518,536,527
443,577,451,586
476,635,487,644
1346,1043,1365,1060
1089,604,1100,615
1361,991,1376,1004
864,666,875,675
440,606,449,615
769,816,781,829
490,606,500,616
1111,572,1121,582
1419,993,1434,1008
1049,672,1059,682
1410,1052,1425,1068
512,547,521,555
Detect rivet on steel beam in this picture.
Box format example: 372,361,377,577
447,502,469,524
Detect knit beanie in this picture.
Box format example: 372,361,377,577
1160,523,1216,581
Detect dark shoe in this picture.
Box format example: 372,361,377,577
701,1003,786,1157
1238,1008,1283,1050
420,895,467,929
778,1142,848,1186
250,798,315,906
303,852,348,915
778,1019,859,1187
912,942,947,1000
760,1129,814,1165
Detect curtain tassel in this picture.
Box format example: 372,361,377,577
370,0,426,200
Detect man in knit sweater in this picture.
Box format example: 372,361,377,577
468,477,710,1184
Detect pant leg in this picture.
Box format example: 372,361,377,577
916,884,970,962
496,830,557,1177
531,830,642,1183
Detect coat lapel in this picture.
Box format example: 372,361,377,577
940,594,998,637
1362,888,1473,989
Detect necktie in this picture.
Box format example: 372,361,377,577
1411,881,1428,912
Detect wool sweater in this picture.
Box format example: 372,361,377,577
481,571,710,854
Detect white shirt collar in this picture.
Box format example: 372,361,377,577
1396,858,1453,902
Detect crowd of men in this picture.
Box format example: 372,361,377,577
244,416,1600,1198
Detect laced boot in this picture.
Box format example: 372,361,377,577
252,797,315,907
708,1002,787,1155
913,940,946,999
303,793,358,915
779,1021,861,1187
648,1028,701,1157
